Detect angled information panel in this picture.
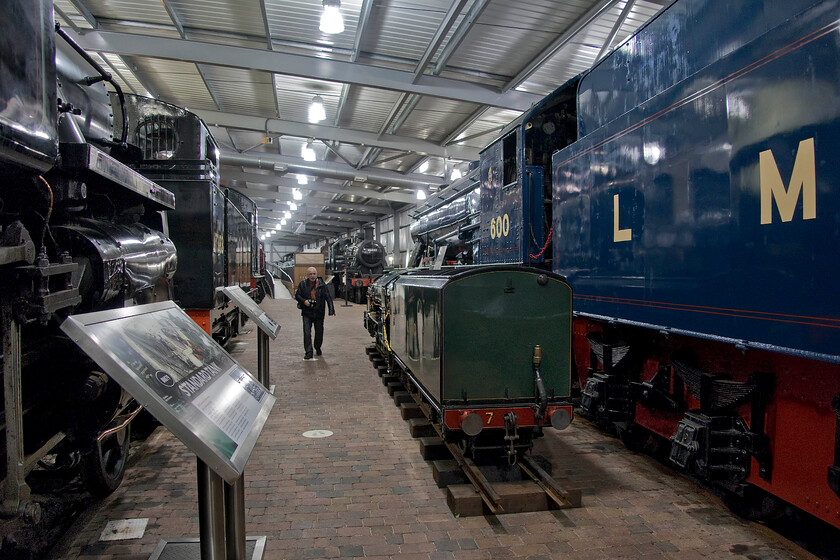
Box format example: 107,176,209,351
221,286,280,339
60,301,276,483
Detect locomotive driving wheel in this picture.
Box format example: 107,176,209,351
80,422,130,496
78,387,136,496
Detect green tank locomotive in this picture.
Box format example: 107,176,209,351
382,265,574,460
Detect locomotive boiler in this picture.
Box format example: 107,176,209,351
0,0,180,516
408,169,480,268
367,266,574,461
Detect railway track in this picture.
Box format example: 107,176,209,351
366,345,581,517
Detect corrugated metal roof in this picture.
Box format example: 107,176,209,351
361,0,457,62
447,0,598,79
78,0,172,26
55,0,667,245
167,0,267,37
201,66,277,115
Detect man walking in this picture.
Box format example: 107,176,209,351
294,267,335,359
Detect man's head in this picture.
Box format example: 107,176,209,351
306,267,318,281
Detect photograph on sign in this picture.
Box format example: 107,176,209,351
221,286,280,339
61,301,275,482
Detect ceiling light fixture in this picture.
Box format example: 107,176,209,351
281,218,287,226
274,223,281,230
308,95,326,123
284,211,292,219
301,139,316,161
416,189,427,200
450,168,462,181
418,160,429,173
293,188,303,200
289,202,298,211
320,0,344,34
297,174,308,185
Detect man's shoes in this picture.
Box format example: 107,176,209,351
304,353,313,360
315,349,322,356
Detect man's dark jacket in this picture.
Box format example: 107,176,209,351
295,277,335,319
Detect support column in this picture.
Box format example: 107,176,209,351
257,330,270,389
392,209,401,267
197,458,226,559
225,475,246,559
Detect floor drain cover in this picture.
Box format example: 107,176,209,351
302,430,333,438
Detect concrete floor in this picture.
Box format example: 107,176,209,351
50,290,817,559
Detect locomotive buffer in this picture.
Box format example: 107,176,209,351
371,346,582,517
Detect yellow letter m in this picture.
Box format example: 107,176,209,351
759,137,816,224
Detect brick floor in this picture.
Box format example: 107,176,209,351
49,291,816,559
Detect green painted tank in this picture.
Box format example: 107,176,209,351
389,266,572,408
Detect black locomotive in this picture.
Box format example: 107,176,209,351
0,0,263,518
329,236,387,303
115,94,270,343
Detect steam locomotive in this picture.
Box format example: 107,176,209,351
365,266,574,461
0,0,263,518
115,94,271,344
328,236,387,303
411,0,840,532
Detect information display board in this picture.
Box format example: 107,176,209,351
220,286,280,339
60,301,276,483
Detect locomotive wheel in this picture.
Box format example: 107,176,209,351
722,487,785,523
80,423,130,496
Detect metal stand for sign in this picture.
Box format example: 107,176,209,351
342,281,352,307
219,286,280,393
60,301,276,560
257,329,270,391
149,460,264,560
